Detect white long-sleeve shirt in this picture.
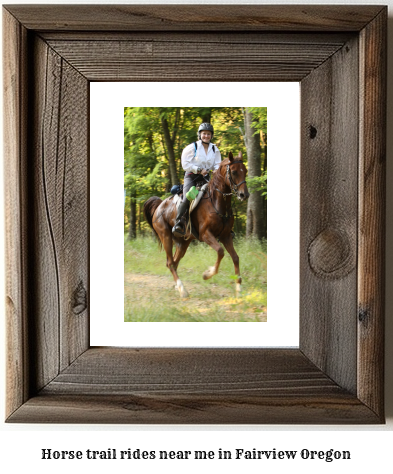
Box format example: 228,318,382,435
181,140,221,174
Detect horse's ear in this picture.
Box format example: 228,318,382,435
238,151,243,160
228,152,234,162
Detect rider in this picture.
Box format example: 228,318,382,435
172,123,222,236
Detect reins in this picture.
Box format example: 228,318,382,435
210,159,246,220
225,160,247,194
158,161,245,239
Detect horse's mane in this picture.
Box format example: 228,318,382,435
209,159,229,193
209,157,242,192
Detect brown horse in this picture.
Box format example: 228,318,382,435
143,152,249,298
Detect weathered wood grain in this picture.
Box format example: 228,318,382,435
3,8,24,416
9,392,380,425
3,8,30,419
40,31,354,44
7,348,380,424
3,5,384,31
300,36,359,394
43,348,341,395
30,36,89,390
44,38,349,81
3,5,386,424
358,9,387,417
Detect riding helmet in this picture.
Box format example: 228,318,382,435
198,123,214,139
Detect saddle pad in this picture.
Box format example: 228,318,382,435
174,183,208,214
189,183,208,213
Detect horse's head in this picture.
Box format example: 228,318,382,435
225,151,250,201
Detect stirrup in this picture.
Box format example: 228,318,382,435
172,220,186,237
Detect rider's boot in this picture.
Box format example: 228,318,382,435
172,199,190,237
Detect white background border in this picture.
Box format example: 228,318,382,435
90,82,300,347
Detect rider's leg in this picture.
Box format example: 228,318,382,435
172,174,193,235
172,199,190,236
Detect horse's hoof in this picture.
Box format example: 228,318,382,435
176,279,189,298
203,266,216,280
180,289,189,299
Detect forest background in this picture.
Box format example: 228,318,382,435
123,107,267,322
124,107,267,239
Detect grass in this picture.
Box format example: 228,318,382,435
124,234,267,322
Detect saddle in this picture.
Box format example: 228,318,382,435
173,183,208,240
173,183,208,213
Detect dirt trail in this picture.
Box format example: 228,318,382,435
125,272,267,322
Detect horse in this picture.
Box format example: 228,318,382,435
143,151,249,298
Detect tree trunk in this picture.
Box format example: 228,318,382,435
161,117,178,187
128,190,137,240
201,111,211,124
261,142,267,237
244,108,265,240
171,108,180,144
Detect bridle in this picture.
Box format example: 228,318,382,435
191,158,248,242
215,160,247,197
226,160,247,195
208,158,247,220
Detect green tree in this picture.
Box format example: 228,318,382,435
242,107,267,239
124,107,267,239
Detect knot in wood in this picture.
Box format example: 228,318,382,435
358,307,370,326
309,125,317,139
308,228,355,279
72,281,87,315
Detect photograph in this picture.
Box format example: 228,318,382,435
2,2,388,431
124,107,267,322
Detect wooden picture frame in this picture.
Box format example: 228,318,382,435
3,5,386,424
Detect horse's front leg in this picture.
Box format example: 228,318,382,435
201,231,225,280
221,234,242,296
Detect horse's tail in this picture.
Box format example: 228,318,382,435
143,196,163,247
